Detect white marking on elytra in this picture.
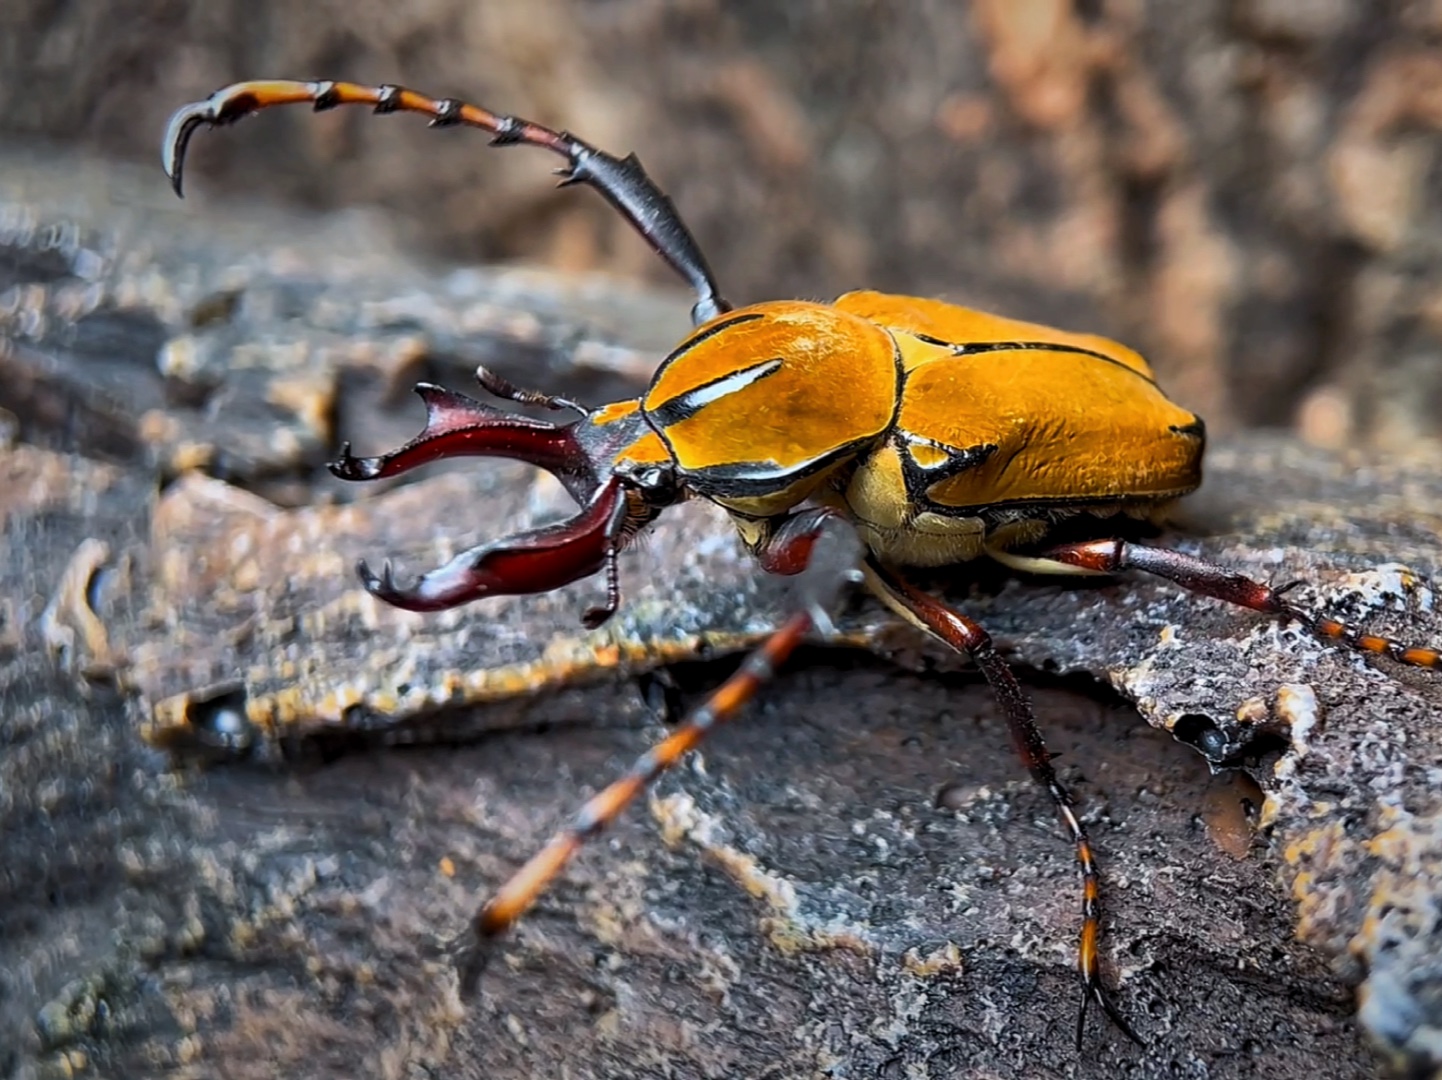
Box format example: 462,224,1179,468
673,357,783,414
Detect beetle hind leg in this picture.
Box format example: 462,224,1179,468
162,79,730,324
1040,540,1441,670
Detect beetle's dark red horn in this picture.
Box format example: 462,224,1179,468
329,380,626,614
356,476,626,612
329,382,597,499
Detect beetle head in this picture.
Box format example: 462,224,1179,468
330,373,678,620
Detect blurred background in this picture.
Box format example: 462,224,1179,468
4,0,1442,448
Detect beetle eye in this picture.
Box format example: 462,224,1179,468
621,462,681,504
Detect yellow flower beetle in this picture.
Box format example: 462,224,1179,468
162,79,1441,1050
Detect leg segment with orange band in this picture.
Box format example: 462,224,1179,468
864,559,1144,1050
456,508,859,989
163,79,731,325
1039,540,1440,670
457,608,814,989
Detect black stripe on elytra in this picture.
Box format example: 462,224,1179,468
658,310,766,368
648,356,784,428
682,431,881,501
910,334,1158,386
894,432,998,508
1169,417,1207,441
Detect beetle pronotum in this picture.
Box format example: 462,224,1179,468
163,79,1441,1050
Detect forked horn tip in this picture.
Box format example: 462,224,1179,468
356,558,389,595
327,443,381,481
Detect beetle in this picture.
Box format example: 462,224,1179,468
163,79,1441,1050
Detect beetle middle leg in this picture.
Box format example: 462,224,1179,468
864,559,1144,1050
1038,539,1441,670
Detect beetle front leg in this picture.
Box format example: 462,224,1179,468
474,365,588,418
456,609,812,991
456,508,861,991
1039,540,1441,670
864,559,1144,1051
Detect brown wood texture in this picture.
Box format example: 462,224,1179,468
4,152,1442,1078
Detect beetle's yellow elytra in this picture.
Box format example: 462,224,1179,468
894,351,1202,513
835,289,1158,381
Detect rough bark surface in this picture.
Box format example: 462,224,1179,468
3,151,1442,1080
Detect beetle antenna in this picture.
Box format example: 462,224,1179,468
474,365,589,417
161,80,732,325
